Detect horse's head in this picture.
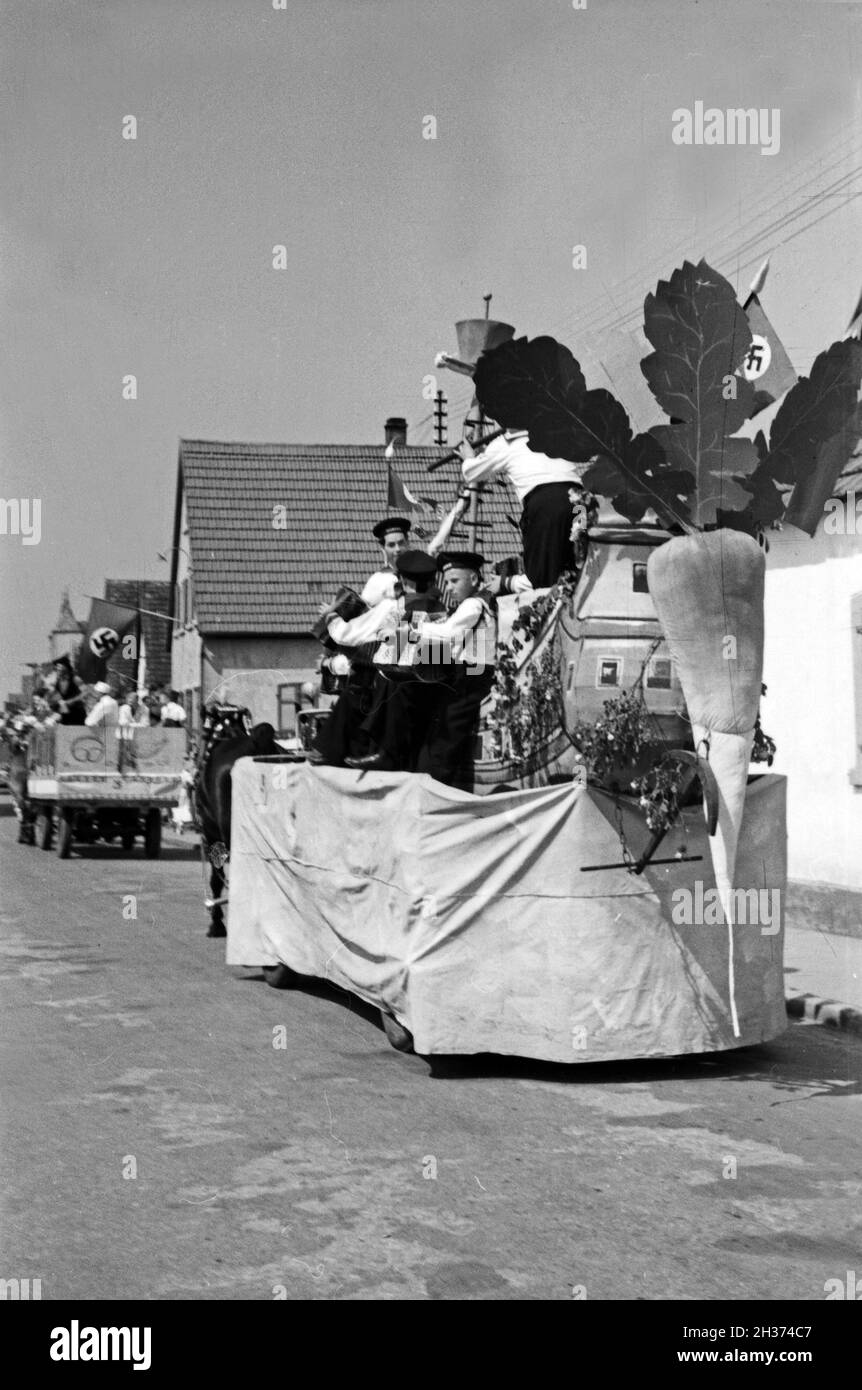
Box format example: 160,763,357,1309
200,703,252,744
194,703,253,784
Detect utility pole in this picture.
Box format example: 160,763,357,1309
433,389,447,446
465,293,495,552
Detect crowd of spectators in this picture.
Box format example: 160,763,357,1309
0,666,188,742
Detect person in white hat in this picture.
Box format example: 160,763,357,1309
85,680,120,726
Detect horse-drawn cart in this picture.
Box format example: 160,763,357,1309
12,725,186,858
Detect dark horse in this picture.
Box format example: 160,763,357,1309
193,704,280,937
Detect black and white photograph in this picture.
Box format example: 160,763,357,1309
1,0,861,1337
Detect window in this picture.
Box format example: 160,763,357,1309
277,682,302,738
632,562,649,593
181,578,189,627
646,656,673,690
597,657,621,688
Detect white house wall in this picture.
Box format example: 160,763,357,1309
763,524,862,891
202,636,321,733
170,492,202,700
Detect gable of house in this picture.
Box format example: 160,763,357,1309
173,439,522,634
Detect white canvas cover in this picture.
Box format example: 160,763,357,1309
227,761,787,1063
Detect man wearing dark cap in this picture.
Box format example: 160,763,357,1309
315,549,444,768
411,552,497,791
346,552,496,788
361,516,412,608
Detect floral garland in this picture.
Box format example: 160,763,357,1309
485,571,581,763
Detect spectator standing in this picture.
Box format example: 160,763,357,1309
161,690,187,728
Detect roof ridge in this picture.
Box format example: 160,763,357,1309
179,438,448,452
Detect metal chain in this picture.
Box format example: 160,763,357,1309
613,798,635,870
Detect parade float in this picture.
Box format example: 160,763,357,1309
225,258,862,1064
11,725,186,858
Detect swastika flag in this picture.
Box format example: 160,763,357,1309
739,293,798,414
76,598,138,683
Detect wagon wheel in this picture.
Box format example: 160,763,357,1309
262,963,301,990
17,818,35,846
143,808,161,858
38,810,54,851
380,1010,415,1054
56,811,74,859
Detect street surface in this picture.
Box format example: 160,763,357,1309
1,799,860,1301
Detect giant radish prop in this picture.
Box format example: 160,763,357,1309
470,259,862,1036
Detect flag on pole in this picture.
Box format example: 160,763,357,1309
76,598,138,683
387,462,420,511
846,284,862,339
386,459,446,540
739,295,798,413
747,254,771,299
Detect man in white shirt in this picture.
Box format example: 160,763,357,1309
318,551,443,769
412,552,497,791
118,692,150,729
461,428,586,588
360,516,412,607
161,691,187,727
341,551,496,789
85,681,120,726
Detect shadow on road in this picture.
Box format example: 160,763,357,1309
235,967,862,1095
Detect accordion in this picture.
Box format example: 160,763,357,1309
312,585,368,650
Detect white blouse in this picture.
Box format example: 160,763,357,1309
461,430,584,505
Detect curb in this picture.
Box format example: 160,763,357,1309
786,992,862,1038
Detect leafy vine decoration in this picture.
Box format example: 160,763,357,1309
485,572,580,763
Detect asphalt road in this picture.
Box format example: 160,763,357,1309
1,799,860,1302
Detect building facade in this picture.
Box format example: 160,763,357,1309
168,429,519,736
762,461,862,915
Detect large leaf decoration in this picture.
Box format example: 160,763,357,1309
782,395,862,536
642,259,759,526
474,334,694,527
756,339,862,485
716,429,788,535
472,335,586,433
747,339,862,536
582,432,694,528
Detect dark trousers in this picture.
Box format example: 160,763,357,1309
314,663,378,765
361,666,452,770
418,666,495,792
521,481,578,587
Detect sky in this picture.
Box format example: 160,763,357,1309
1,0,860,698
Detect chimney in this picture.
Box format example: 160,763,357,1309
384,416,408,448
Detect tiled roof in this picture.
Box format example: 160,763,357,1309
174,440,522,634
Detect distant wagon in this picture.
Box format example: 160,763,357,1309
12,725,186,858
